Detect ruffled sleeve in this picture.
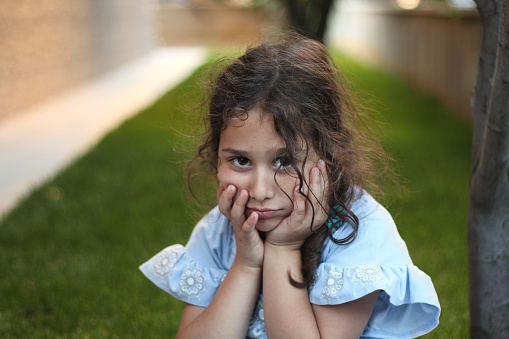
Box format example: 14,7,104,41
309,193,441,338
139,207,236,307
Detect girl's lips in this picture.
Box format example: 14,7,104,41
245,207,279,219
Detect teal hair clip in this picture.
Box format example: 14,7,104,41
324,206,344,233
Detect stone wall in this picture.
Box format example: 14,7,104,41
0,0,157,119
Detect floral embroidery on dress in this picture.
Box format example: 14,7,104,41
247,294,266,338
154,249,179,276
321,267,344,301
353,264,384,288
179,268,205,296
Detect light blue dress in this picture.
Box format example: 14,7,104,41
140,191,441,338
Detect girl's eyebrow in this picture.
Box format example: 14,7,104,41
220,147,289,157
220,148,249,157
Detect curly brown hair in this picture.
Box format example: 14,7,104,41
186,33,391,288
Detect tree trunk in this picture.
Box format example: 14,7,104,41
315,0,334,42
469,0,509,337
283,0,335,43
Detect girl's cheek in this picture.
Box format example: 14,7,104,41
217,166,231,188
284,176,299,197
217,168,246,201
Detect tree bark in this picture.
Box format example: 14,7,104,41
469,0,509,337
283,0,335,43
315,0,334,42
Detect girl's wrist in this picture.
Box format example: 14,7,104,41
233,256,264,273
265,240,303,253
264,242,303,281
264,241,303,265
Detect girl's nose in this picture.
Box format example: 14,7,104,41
249,170,275,201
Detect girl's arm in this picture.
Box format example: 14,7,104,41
177,185,264,338
177,258,261,338
263,161,379,338
263,243,379,339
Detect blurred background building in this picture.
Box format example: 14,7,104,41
0,0,276,121
0,0,479,122
327,0,479,121
0,0,156,120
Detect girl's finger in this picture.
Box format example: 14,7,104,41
310,160,330,227
241,211,258,235
292,183,307,221
305,167,318,206
230,189,248,226
317,160,329,198
218,184,236,217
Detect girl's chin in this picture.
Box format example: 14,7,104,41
254,220,280,233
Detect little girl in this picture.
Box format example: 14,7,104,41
140,34,440,338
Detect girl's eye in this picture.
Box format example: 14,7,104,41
274,157,292,170
232,157,251,168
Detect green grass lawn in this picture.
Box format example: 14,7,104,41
341,58,471,338
0,54,471,338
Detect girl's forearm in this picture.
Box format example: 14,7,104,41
263,243,321,339
176,259,262,339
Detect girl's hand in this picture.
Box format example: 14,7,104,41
265,160,330,250
217,184,265,268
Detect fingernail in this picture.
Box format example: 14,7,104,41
313,168,320,177
319,160,325,168
227,185,234,192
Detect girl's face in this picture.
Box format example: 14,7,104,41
217,108,318,233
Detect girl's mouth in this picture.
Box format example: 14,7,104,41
245,207,279,219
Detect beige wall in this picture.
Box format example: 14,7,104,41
154,3,273,47
0,0,157,119
327,1,481,121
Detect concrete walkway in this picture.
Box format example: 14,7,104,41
0,47,206,218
